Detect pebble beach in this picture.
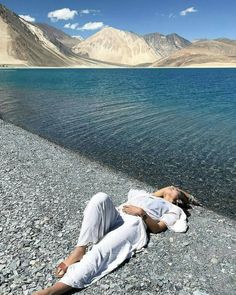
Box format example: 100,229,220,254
0,119,235,295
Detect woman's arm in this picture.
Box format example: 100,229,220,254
122,205,167,234
144,215,167,233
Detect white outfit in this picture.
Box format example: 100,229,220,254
125,189,188,233
60,190,187,289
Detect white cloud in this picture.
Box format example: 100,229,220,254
80,9,90,14
72,35,84,41
77,22,105,31
48,8,78,22
19,14,35,22
180,7,197,16
64,23,79,29
79,9,100,15
168,13,175,19
64,23,71,29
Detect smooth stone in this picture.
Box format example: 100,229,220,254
210,257,218,264
29,260,36,266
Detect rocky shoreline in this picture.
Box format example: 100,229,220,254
0,119,235,295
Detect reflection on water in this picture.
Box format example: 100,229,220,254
0,68,235,217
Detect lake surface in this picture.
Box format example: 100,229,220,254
0,68,235,217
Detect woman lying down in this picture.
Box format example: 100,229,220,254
33,186,201,295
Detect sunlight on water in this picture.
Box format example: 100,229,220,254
0,68,235,217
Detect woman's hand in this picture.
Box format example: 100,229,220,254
122,205,144,217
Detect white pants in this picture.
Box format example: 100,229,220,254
60,192,148,289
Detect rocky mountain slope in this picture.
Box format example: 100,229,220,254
152,39,236,67
143,32,191,57
0,4,75,66
0,12,24,66
35,23,80,55
72,26,161,66
0,4,235,67
0,4,112,67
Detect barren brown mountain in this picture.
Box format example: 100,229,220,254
0,3,75,66
35,23,81,55
72,26,161,66
0,4,112,67
143,32,191,57
0,4,235,67
152,39,236,67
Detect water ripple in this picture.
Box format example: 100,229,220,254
0,68,235,217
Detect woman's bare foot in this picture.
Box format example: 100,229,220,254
33,282,73,295
55,246,86,278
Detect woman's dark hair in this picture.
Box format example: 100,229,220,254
177,191,190,208
176,191,192,217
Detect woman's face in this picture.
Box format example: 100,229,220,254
164,186,180,203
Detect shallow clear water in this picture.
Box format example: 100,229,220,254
0,68,235,217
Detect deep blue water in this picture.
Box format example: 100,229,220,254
0,68,235,217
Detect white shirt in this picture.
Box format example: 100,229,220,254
124,189,188,232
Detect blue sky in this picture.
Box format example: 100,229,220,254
1,0,236,41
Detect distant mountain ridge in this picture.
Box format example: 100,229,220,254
0,4,114,67
0,4,75,66
152,39,236,67
35,23,80,55
72,26,161,66
143,32,191,57
0,3,235,67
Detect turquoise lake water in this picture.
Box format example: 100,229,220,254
0,68,235,217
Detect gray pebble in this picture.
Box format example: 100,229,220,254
0,119,235,295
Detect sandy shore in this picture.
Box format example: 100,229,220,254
1,65,236,69
0,119,235,295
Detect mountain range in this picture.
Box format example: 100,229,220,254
0,4,236,67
